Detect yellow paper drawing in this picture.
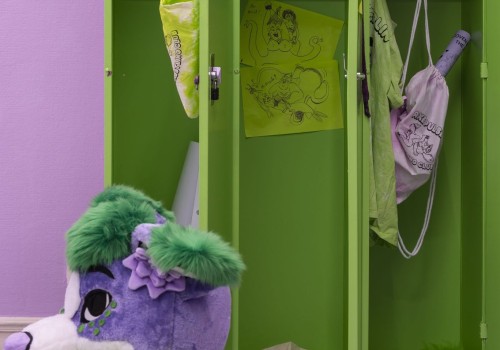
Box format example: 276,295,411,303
241,60,343,137
241,1,344,67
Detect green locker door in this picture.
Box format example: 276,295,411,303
346,1,368,350
198,1,240,348
199,0,240,253
484,0,500,349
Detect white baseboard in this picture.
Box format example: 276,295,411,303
0,317,41,345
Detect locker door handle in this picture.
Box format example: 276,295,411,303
209,53,222,104
210,67,221,101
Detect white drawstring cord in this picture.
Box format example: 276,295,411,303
398,158,439,258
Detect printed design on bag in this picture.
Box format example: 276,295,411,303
397,109,444,172
246,64,329,124
370,5,390,43
165,30,182,80
397,123,434,162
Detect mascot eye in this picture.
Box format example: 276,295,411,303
80,289,112,323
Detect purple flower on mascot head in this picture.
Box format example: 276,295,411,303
4,186,245,350
123,246,186,299
123,221,188,299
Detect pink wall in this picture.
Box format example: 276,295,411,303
0,1,103,316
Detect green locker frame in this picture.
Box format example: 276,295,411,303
104,0,499,349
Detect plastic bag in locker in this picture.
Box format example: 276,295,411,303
159,0,199,118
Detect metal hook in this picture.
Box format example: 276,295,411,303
342,53,366,81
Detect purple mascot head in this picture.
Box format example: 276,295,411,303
4,185,245,350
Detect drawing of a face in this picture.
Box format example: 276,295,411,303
268,23,282,42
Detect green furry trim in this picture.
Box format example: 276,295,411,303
66,185,173,272
90,185,175,222
148,222,245,287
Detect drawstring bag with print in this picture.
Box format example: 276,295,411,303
390,0,449,258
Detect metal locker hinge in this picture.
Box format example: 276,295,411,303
209,53,222,104
480,322,488,340
343,53,366,80
481,62,488,79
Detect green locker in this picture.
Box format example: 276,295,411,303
104,0,499,349
483,1,500,350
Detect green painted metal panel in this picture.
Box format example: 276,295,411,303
237,1,348,349
110,0,199,206
199,0,209,231
460,0,483,349
484,1,500,349
200,0,238,245
199,1,240,349
345,0,362,349
361,3,371,350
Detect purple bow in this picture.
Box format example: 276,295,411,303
122,247,186,299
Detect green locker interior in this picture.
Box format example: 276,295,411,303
105,0,496,349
